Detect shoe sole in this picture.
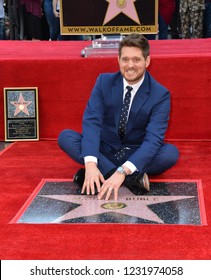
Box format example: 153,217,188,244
142,173,150,191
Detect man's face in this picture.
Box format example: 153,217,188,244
118,46,150,85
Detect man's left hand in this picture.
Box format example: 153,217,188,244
97,172,125,201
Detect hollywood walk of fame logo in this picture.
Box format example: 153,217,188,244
10,93,32,117
116,0,127,8
11,180,206,225
101,202,127,210
103,0,140,25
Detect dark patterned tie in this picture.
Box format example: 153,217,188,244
118,86,133,139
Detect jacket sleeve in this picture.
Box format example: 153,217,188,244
80,74,105,159
128,89,170,173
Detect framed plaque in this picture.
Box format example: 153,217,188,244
4,87,39,141
60,0,158,35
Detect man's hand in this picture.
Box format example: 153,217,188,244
81,162,105,195
97,172,125,201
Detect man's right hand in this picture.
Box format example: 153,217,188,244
81,162,105,195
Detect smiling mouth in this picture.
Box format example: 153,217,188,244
126,69,136,74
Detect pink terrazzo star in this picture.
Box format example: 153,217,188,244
10,93,32,116
103,0,140,25
40,187,194,224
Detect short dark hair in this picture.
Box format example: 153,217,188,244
118,33,150,59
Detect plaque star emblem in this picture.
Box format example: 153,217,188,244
10,93,32,116
40,187,195,224
103,0,140,25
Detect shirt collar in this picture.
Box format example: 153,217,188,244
123,73,145,93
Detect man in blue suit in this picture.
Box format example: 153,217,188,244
58,33,179,201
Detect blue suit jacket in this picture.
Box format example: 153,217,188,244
81,71,170,173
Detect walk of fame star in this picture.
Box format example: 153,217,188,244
103,0,140,25
12,180,205,225
10,93,32,116
39,187,195,224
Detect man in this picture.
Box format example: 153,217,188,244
58,33,179,201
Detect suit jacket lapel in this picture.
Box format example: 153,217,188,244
111,74,124,130
126,73,150,135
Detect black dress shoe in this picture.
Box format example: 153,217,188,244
73,168,85,188
124,172,150,192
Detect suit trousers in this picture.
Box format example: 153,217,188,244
58,129,179,176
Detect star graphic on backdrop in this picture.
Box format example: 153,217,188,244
103,0,140,25
10,93,32,116
40,187,194,224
